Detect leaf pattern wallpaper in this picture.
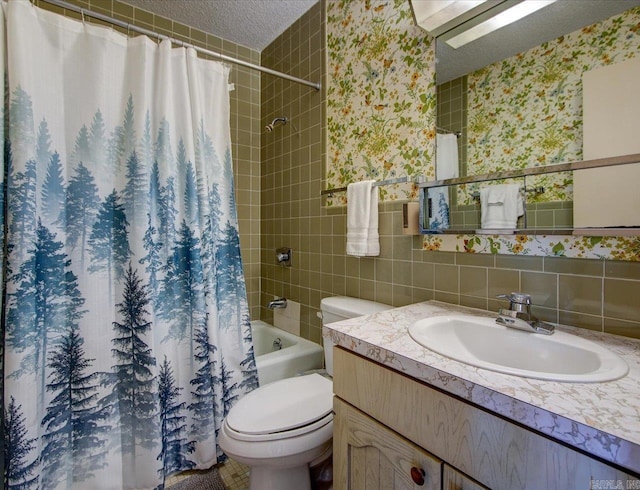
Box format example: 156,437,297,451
425,6,640,261
326,2,640,261
466,6,640,202
325,0,436,204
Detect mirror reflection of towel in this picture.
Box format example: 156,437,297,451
479,184,524,229
429,133,459,229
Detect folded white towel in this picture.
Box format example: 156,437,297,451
346,180,379,257
436,133,459,180
479,184,524,229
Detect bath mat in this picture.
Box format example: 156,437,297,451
168,467,227,490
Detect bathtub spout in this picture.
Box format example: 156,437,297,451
268,297,287,309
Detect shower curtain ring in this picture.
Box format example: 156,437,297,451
80,8,86,24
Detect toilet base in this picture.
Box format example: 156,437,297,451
249,465,310,490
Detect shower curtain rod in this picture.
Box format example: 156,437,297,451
38,0,322,91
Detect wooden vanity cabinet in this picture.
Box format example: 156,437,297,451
332,347,635,490
334,397,442,489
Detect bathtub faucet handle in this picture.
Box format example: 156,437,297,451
268,297,287,309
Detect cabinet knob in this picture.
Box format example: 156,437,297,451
410,466,425,486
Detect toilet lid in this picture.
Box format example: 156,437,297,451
226,374,333,435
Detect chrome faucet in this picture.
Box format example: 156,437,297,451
267,297,287,309
495,293,555,335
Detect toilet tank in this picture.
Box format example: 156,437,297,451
320,296,391,376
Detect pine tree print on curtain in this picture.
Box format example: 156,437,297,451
4,397,39,490
3,2,258,488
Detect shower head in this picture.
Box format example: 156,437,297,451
265,117,288,132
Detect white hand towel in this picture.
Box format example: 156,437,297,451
479,183,524,229
436,133,459,180
346,180,379,257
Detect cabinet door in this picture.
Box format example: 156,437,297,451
334,397,441,490
443,465,488,490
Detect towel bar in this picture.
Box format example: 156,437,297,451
321,176,412,197
471,186,545,199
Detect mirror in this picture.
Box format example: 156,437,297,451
413,0,640,232
418,155,640,234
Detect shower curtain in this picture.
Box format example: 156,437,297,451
2,1,258,488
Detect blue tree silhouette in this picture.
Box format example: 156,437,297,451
200,184,222,304
159,176,177,252
8,158,37,259
188,321,218,439
215,221,245,329
107,124,124,171
6,220,85,407
89,109,108,173
106,264,158,472
41,151,66,227
219,355,239,419
238,314,259,392
40,329,110,487
157,356,196,485
4,397,39,490
123,150,147,225
154,118,173,169
141,215,163,304
195,119,216,171
176,138,188,177
139,111,153,169
63,162,100,269
122,94,136,167
88,190,131,290
161,221,205,364
71,124,90,167
2,140,13,245
9,85,35,168
35,118,52,175
148,160,162,220
184,161,199,225
141,161,165,301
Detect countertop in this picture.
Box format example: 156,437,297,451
322,300,640,475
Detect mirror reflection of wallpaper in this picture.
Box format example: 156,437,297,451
466,6,640,203
423,233,640,261
325,0,436,204
425,6,640,261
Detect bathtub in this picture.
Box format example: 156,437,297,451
251,320,324,386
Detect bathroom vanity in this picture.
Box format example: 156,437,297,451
323,301,640,489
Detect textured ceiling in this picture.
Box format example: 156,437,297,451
121,0,318,51
121,1,640,79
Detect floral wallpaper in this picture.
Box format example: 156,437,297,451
324,2,640,261
466,6,640,203
325,0,436,204
423,234,640,262
430,6,640,261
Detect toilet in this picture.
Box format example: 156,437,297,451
218,296,391,490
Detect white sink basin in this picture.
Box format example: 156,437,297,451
408,315,629,382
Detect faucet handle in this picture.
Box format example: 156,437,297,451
497,292,531,305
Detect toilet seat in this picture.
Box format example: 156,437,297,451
224,412,333,442
225,373,333,442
